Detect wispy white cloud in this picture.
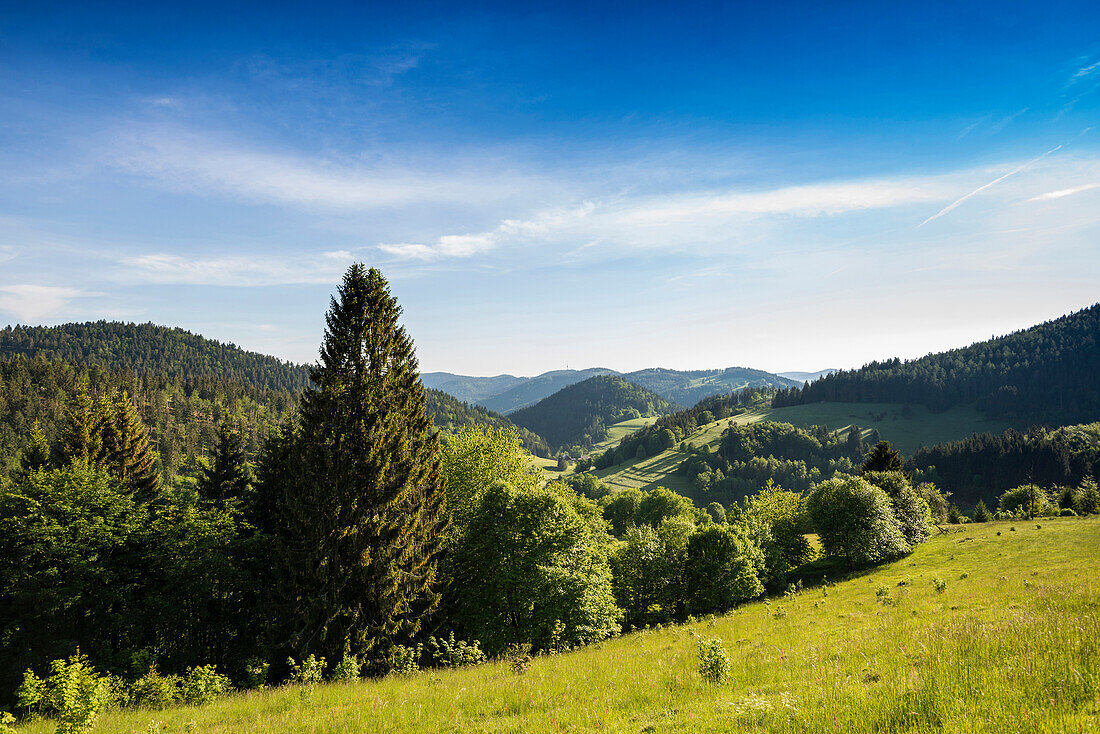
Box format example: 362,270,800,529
107,126,540,210
918,145,1063,227
1070,58,1100,84
0,285,84,321
118,251,358,286
378,204,597,261
1025,182,1100,202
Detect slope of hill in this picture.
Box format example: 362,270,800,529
509,375,677,450
624,367,800,406
0,322,312,392
425,388,551,457
480,368,618,413
0,324,552,477
773,303,1100,426
31,518,1098,734
420,372,526,404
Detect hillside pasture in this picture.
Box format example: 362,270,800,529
20,517,1098,733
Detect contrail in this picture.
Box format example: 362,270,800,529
918,144,1063,227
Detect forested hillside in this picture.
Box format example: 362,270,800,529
508,375,677,450
0,322,312,392
0,355,293,484
425,388,550,456
909,423,1100,506
624,367,800,405
479,368,617,413
772,303,1100,426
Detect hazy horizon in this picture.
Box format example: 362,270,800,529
3,2,1099,374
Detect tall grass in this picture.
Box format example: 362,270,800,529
17,517,1100,733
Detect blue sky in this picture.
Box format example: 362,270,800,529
2,1,1099,375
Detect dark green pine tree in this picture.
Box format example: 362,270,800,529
199,415,253,504
57,388,107,467
861,440,904,473
16,421,51,480
263,264,446,664
101,393,161,499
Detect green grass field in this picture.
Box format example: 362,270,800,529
591,417,660,453
20,517,1098,733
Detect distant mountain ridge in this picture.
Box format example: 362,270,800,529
423,366,799,413
778,369,838,383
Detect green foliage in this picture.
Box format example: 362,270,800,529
971,499,991,522
1075,478,1100,515
0,711,14,734
509,375,678,451
684,524,764,614
863,471,933,545
932,577,948,593
329,654,361,682
773,302,1100,427
425,388,551,458
258,265,446,664
426,633,487,668
696,638,731,684
742,479,812,572
609,519,691,627
387,645,422,675
806,475,911,568
449,481,621,655
998,484,1056,518
861,440,904,473
42,654,107,734
129,668,179,710
197,415,252,504
439,424,541,540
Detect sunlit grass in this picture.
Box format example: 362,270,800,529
17,517,1099,733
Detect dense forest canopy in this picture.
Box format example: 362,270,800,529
508,375,678,451
772,303,1100,426
1,322,312,392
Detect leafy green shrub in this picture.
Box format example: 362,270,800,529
697,638,731,684
932,577,947,593
388,644,422,675
1060,508,1078,517
684,523,764,614
863,471,932,545
244,659,269,689
287,655,326,686
129,667,180,710
15,668,46,717
1075,478,1100,515
427,633,487,668
0,711,15,734
806,475,910,568
330,654,361,682
46,653,108,734
998,484,1055,518
178,665,230,705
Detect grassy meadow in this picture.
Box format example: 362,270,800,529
18,517,1099,733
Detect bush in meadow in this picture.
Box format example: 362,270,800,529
806,475,910,568
697,638,731,684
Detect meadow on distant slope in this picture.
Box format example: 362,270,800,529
19,517,1097,733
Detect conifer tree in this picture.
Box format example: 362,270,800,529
17,421,51,480
57,389,107,467
101,394,160,499
263,264,446,664
861,440,904,473
199,415,253,504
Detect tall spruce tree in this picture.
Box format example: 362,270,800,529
861,440,904,473
18,421,51,478
199,415,253,504
262,264,446,665
57,388,107,467
101,394,160,499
